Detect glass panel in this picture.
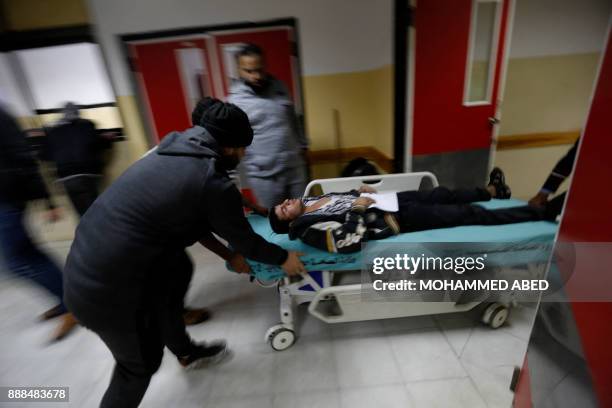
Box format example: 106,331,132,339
176,48,211,113
17,43,116,109
467,1,498,103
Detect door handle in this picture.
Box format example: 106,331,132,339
488,117,500,125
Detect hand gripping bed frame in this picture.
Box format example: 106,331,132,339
243,172,557,351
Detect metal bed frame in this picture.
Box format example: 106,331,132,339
263,172,513,351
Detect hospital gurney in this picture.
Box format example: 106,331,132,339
243,172,558,351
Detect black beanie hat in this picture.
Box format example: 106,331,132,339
193,97,254,147
268,207,291,234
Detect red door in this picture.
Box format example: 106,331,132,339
130,38,215,141
410,0,512,186
129,27,300,143
514,23,612,407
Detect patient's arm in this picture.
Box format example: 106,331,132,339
358,185,377,194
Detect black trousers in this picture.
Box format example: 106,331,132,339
95,251,194,408
62,176,100,217
396,187,552,232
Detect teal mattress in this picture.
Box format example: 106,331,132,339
244,199,558,281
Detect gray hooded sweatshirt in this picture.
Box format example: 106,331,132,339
228,78,308,178
64,126,288,329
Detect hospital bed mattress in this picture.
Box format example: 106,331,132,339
245,198,558,281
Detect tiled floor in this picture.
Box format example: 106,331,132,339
0,240,537,407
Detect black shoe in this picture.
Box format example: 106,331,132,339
178,341,230,370
488,167,512,199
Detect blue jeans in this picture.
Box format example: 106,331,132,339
0,201,66,313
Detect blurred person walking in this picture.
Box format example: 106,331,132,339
0,106,78,341
42,102,112,216
63,98,305,408
229,43,309,208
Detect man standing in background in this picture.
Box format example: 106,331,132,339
229,43,309,208
42,102,112,216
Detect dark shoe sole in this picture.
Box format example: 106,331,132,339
181,343,232,370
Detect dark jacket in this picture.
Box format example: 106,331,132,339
42,118,109,178
541,139,579,194
0,108,52,207
64,126,288,329
288,191,400,253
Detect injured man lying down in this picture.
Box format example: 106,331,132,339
268,168,564,253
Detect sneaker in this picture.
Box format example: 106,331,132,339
178,341,230,370
183,308,211,326
488,167,512,199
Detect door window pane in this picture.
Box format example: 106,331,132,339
466,0,500,103
176,47,211,113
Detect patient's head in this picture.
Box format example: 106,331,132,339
269,199,305,234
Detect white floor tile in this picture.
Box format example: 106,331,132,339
273,337,339,393
407,377,487,408
208,343,276,399
461,361,515,408
273,390,341,408
435,315,475,357
388,328,467,382
333,336,403,388
225,306,279,345
206,394,273,408
460,326,527,371
498,304,537,342
294,306,333,340
340,384,414,408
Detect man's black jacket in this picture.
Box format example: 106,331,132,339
541,139,579,193
64,126,288,329
42,118,110,178
0,107,51,207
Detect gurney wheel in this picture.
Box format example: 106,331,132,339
266,324,296,351
482,303,509,329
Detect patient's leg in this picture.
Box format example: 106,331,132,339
397,186,491,206
398,202,546,232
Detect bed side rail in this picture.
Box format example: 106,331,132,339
304,172,439,196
